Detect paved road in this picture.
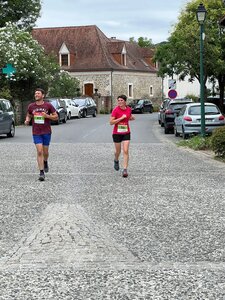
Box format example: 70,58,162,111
0,113,225,299
0,113,159,143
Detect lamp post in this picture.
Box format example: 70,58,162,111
196,3,207,137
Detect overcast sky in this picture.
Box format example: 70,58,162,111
36,0,189,44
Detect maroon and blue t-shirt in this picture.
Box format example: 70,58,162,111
27,102,56,135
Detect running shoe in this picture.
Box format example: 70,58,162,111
44,161,49,173
39,173,45,181
114,160,119,171
122,169,128,178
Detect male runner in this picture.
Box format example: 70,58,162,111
25,88,58,181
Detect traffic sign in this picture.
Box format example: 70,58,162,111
168,79,176,90
168,89,177,99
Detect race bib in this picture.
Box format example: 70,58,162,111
34,112,44,124
117,124,128,133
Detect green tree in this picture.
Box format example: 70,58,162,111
129,36,154,48
48,71,80,98
0,23,59,101
0,0,41,29
154,42,176,78
154,0,225,110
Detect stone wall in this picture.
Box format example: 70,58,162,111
71,70,162,108
93,95,112,114
111,71,162,107
14,100,31,125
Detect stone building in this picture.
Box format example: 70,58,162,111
32,25,162,112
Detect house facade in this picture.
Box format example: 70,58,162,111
32,25,162,111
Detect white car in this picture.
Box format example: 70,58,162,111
61,98,81,119
174,102,225,139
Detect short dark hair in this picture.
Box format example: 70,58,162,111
35,88,45,95
117,94,127,101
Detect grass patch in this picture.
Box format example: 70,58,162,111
176,133,225,163
177,135,212,150
214,156,225,163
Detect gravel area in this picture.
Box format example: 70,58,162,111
0,142,225,299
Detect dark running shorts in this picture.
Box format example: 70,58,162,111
112,133,130,143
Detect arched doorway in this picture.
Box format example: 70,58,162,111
84,83,94,96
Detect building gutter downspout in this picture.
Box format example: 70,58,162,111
111,69,113,111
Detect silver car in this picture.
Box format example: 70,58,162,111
0,99,15,137
174,102,225,139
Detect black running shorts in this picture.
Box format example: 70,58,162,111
112,133,130,143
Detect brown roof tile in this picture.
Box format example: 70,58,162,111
32,25,157,73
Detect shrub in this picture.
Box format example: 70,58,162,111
177,135,211,150
185,94,199,102
153,104,160,112
210,127,225,158
99,109,109,114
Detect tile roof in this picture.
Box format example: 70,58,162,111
32,25,157,73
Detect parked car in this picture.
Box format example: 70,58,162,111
61,98,81,119
158,98,170,125
72,97,97,117
45,98,67,124
161,98,193,134
0,99,15,137
128,99,153,113
174,102,225,139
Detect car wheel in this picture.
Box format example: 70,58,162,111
149,108,153,113
83,110,87,118
141,108,144,114
182,127,189,139
93,110,97,117
77,111,81,119
7,123,15,137
174,127,179,137
68,112,71,120
164,126,169,134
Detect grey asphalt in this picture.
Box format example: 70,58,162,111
1,119,225,299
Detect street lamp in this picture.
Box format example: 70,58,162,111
196,3,207,137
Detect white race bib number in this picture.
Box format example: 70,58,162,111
34,113,44,124
117,124,128,133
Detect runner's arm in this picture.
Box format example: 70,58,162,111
110,114,126,125
42,111,58,121
24,113,32,125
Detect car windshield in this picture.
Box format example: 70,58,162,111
137,100,144,105
188,105,220,115
74,99,85,106
169,103,187,111
129,100,138,105
46,99,57,108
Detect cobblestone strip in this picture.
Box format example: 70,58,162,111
1,203,225,273
0,203,138,269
